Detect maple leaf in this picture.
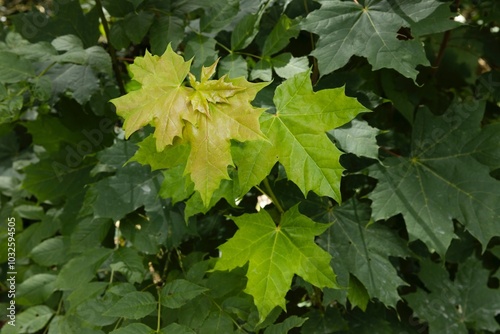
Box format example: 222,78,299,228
330,118,380,160
213,205,337,321
405,258,500,334
188,60,244,116
111,45,195,151
87,162,163,222
114,46,269,205
182,75,268,205
465,122,500,171
368,100,500,255
318,198,409,307
233,70,368,201
300,0,459,80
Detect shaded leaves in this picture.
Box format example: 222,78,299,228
368,101,500,255
301,0,459,80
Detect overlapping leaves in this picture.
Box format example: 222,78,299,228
112,46,268,205
4,1,500,333
122,51,366,206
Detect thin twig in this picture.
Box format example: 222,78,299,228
431,30,451,76
95,0,126,95
431,0,460,75
380,147,401,158
304,0,320,85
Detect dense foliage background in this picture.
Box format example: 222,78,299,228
1,0,500,333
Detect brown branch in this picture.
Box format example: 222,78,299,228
380,147,401,158
95,0,126,95
431,0,460,76
304,0,320,85
431,30,451,76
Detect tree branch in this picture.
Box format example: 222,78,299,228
95,0,126,95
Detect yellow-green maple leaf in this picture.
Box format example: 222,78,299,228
188,60,244,116
111,45,196,151
183,74,268,205
112,46,269,205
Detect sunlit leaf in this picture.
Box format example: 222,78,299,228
234,71,368,201
214,205,337,321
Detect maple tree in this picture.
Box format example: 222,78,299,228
1,0,500,333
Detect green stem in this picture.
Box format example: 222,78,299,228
186,28,261,61
38,62,56,78
176,248,186,275
95,0,126,95
262,178,285,214
113,318,124,331
109,268,115,285
156,288,162,332
14,62,55,98
259,0,273,12
239,51,262,60
42,297,64,334
215,40,233,54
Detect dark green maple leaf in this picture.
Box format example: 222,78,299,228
200,0,240,34
318,198,409,307
87,162,162,221
261,14,301,57
301,0,458,80
330,118,380,160
405,258,500,334
22,153,96,203
368,100,500,255
464,122,500,171
214,205,337,321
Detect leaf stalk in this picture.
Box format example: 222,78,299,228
262,177,285,214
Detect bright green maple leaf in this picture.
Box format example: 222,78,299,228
214,205,337,321
405,258,500,334
113,46,268,205
368,100,500,255
233,70,368,202
301,0,458,80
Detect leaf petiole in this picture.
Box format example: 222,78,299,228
259,177,285,214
